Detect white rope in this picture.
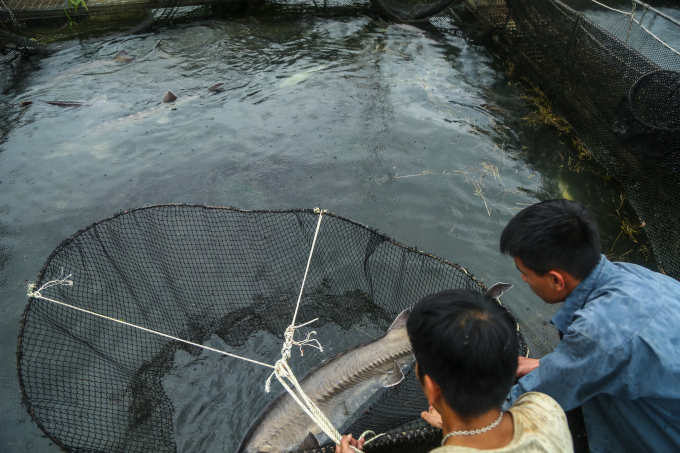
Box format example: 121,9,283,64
291,207,326,328
273,360,344,445
639,4,649,29
360,431,387,445
625,2,636,44
29,208,373,452
588,0,628,15
586,0,680,56
27,270,275,370
262,208,362,452
265,207,328,381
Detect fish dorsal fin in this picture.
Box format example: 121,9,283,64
208,82,225,92
484,282,513,299
387,308,411,332
384,361,404,387
162,90,177,103
298,432,320,451
113,50,135,62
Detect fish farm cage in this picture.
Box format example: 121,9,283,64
9,0,680,452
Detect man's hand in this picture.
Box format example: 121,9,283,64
421,405,443,430
517,356,540,378
335,434,364,452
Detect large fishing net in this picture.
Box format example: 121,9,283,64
18,205,527,453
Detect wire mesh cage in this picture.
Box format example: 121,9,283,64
369,0,461,23
453,0,680,279
17,205,527,453
612,69,680,158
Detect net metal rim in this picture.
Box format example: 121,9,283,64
20,204,485,291
628,69,680,132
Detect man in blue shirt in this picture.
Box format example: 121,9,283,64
499,199,680,452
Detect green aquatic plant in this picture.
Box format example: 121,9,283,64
497,57,592,161
68,0,88,14
518,80,592,160
63,0,88,30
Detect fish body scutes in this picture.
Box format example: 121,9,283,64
238,309,413,453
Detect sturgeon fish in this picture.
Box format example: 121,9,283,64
279,64,329,88
388,23,441,42
20,100,86,107
19,95,125,109
238,283,512,453
238,308,414,453
86,83,224,134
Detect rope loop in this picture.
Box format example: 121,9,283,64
263,208,361,452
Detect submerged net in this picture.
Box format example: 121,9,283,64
368,0,461,23
0,0,461,60
0,0,367,63
18,205,527,453
0,28,50,62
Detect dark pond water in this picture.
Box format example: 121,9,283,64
0,8,673,451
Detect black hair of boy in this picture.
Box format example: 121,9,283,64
500,199,601,280
407,289,519,420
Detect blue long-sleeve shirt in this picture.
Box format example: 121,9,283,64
507,255,680,452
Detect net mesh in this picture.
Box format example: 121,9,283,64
369,0,460,23
17,205,527,453
1,0,444,58
612,69,680,158
0,0,369,64
450,0,680,279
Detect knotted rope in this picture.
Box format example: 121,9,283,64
27,208,378,452
263,208,363,451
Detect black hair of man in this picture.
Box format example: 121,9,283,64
500,199,601,280
407,289,519,420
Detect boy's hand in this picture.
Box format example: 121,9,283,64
421,405,443,430
335,434,364,452
517,356,540,378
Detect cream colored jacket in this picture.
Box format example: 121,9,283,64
430,392,573,453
